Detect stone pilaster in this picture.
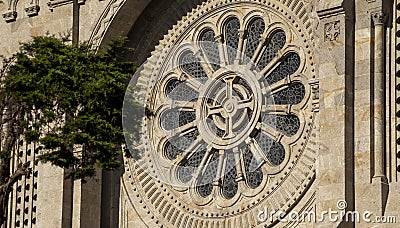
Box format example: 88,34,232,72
368,9,389,217
354,0,391,223
316,0,355,226
371,11,388,184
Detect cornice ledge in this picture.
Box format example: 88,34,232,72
47,0,85,11
316,0,345,19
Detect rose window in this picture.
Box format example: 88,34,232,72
145,15,309,202
125,1,318,225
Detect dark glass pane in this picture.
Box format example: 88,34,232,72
264,52,300,86
197,152,219,197
245,18,265,60
273,82,305,105
165,79,199,101
224,17,240,64
221,152,238,199
264,114,300,137
257,30,286,70
199,29,220,70
180,51,208,83
160,109,196,131
164,129,199,160
242,146,263,189
254,131,285,166
177,144,207,183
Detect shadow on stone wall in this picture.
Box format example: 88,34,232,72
126,0,207,64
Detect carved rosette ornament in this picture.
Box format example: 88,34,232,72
324,20,340,41
122,0,318,226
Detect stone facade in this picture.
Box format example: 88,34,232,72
0,0,399,227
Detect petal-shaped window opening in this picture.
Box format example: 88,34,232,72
264,52,300,86
255,132,285,166
273,82,305,105
242,146,263,189
257,30,286,70
164,129,199,160
200,29,220,70
224,17,240,64
264,114,300,137
177,145,207,183
197,152,219,197
244,18,265,59
180,51,208,83
221,152,238,199
165,79,199,101
160,109,196,131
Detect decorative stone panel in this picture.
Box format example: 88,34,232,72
324,20,340,41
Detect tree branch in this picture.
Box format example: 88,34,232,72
0,162,31,226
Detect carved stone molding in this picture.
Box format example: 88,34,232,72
2,0,40,21
317,0,345,19
47,0,85,11
214,34,223,43
47,0,70,11
2,0,18,22
324,20,340,41
309,79,320,112
88,0,126,49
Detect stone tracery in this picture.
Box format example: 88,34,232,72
124,0,318,226
148,13,308,203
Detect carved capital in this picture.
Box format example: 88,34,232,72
25,5,40,17
260,34,268,43
238,29,246,39
194,48,204,59
371,11,386,26
214,34,223,43
2,11,17,22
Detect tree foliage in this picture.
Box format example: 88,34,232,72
0,36,136,224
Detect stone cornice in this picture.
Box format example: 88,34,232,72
317,0,345,18
317,6,344,19
47,0,85,11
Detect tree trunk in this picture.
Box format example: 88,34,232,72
0,163,31,227
0,99,25,227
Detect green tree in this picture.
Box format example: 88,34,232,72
0,36,136,225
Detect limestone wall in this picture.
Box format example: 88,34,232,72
0,1,107,227
1,0,399,227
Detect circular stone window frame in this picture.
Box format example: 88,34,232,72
123,0,319,227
